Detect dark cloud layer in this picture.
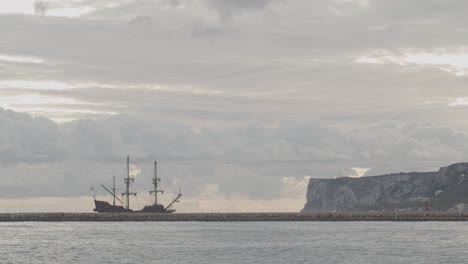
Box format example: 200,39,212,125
206,0,272,20
0,109,466,200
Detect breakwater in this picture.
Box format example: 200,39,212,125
0,212,468,222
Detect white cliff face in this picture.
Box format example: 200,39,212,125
302,163,468,212
436,162,468,185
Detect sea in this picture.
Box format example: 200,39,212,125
1,222,467,264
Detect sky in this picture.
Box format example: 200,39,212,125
1,0,468,212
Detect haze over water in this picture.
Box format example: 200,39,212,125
1,222,467,263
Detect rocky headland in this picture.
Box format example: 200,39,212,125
302,163,468,212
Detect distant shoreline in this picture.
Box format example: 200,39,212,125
0,212,468,222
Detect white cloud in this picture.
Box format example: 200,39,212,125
356,49,468,76
450,98,468,107
0,80,74,90
349,167,370,178
0,54,44,64
0,1,37,14
0,92,117,123
128,163,142,177
0,93,78,108
0,0,104,17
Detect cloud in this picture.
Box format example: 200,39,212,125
0,109,467,204
0,7,466,146
0,54,45,64
356,49,468,76
2,1,468,211
34,1,48,16
206,0,272,20
0,109,61,164
349,167,370,178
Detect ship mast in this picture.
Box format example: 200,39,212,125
121,156,137,210
112,175,116,206
149,161,164,205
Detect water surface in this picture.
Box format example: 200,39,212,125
1,222,467,263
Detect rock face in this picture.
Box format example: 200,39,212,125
302,163,468,212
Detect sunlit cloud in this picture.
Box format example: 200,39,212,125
0,93,117,123
349,167,370,178
28,108,118,123
0,54,45,64
129,164,142,177
0,93,78,107
0,80,75,90
0,1,95,17
0,80,116,91
356,53,403,65
24,107,117,116
0,196,93,213
191,180,307,212
450,98,468,107
356,49,468,76
0,1,36,15
179,197,306,212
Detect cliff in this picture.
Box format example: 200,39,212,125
302,163,468,212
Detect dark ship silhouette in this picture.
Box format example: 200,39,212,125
93,156,182,213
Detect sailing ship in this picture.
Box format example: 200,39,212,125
93,156,182,213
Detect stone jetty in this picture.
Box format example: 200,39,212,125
0,212,468,222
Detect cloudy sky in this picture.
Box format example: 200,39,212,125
1,0,468,212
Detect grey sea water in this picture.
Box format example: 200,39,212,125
1,222,467,264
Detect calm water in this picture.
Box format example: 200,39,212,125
1,222,467,264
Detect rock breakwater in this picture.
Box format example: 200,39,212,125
0,212,468,222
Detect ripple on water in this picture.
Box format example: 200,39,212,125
0,222,467,264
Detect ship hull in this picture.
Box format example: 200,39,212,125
94,200,130,213
94,200,175,213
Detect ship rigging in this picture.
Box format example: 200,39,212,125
93,156,182,213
